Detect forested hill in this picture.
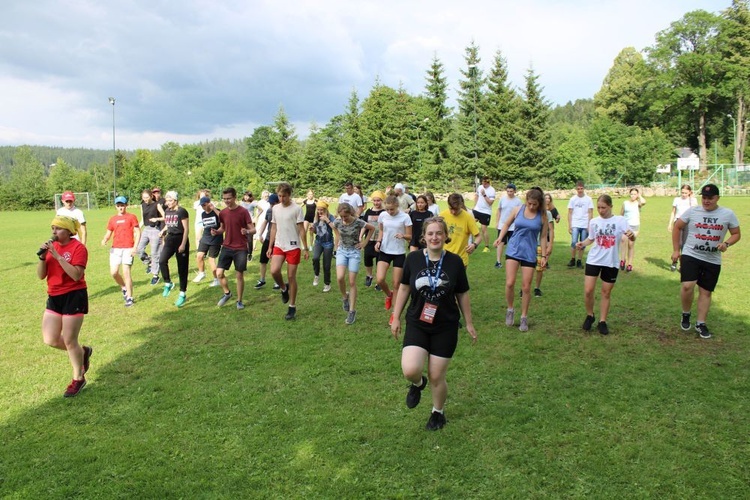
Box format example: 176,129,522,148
0,146,117,171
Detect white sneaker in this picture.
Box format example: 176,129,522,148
192,272,206,283
313,275,320,286
323,284,331,293
209,278,220,287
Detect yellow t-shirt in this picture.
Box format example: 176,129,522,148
440,208,479,266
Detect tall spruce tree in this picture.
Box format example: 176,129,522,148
483,49,522,183
455,42,485,185
518,67,552,184
422,55,452,187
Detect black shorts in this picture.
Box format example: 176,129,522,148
197,241,221,258
498,229,514,245
364,241,379,267
46,288,88,316
585,264,619,284
506,256,536,268
680,254,721,292
217,248,248,272
403,321,459,358
259,239,271,265
472,209,491,226
377,252,405,268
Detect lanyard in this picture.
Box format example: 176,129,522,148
424,250,445,294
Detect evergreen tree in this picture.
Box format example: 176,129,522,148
422,55,452,187
720,0,750,165
483,49,522,183
264,106,302,185
1,147,49,209
518,67,553,184
454,42,485,185
244,126,274,181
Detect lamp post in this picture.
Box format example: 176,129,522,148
728,114,737,167
109,97,116,197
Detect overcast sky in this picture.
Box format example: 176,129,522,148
0,0,725,150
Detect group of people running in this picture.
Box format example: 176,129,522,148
38,180,741,432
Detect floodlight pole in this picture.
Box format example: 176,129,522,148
109,97,116,197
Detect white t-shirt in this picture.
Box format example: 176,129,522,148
621,200,641,227
474,185,496,215
256,200,270,240
585,215,629,269
568,195,594,229
497,196,523,230
672,196,697,219
193,200,204,230
271,202,304,251
377,210,412,255
428,203,440,217
680,206,740,265
338,192,363,212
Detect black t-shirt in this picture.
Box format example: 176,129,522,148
401,250,469,331
263,208,274,242
165,207,189,235
409,210,431,247
200,209,223,246
142,201,163,229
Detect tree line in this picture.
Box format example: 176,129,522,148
1,2,747,211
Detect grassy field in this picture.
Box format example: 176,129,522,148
1,196,748,498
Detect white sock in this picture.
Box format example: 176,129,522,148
432,407,444,414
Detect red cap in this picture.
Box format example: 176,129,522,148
61,191,75,202
152,187,161,193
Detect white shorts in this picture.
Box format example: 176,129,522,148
110,247,135,266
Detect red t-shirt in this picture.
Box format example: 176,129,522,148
45,239,88,296
219,206,253,250
107,213,140,248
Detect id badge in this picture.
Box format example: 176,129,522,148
420,302,438,324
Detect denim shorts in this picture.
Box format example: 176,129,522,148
571,227,589,247
336,246,361,273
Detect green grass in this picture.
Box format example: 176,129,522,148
1,197,749,498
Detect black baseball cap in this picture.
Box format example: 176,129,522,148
700,184,720,197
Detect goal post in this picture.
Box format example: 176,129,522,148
54,192,93,211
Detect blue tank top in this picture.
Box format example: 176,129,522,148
506,206,542,263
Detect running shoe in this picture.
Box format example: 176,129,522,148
281,284,290,304
313,275,319,286
482,246,489,253
342,296,350,312
406,375,426,409
619,260,626,271
576,259,583,269
175,294,187,308
254,280,266,289
681,312,691,331
64,378,86,398
567,258,576,268
385,294,392,310
162,282,175,297
121,288,127,300
236,301,245,310
209,278,220,287
193,272,206,283
626,265,632,273
125,297,135,307
505,308,515,327
285,306,296,320
582,315,595,331
323,284,331,293
597,321,609,335
534,288,542,297
150,275,160,286
345,310,356,325
365,275,373,287
695,323,711,339
374,284,382,292
495,261,502,269
217,292,232,307
273,283,281,290
425,411,446,431
519,317,529,332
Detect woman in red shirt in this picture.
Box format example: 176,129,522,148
37,216,92,397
